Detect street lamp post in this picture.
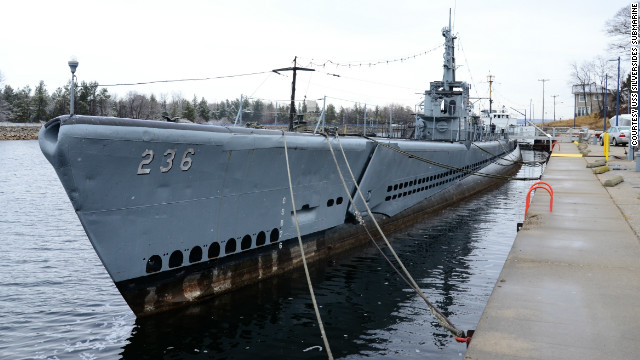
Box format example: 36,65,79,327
552,95,559,122
616,56,620,126
68,58,78,116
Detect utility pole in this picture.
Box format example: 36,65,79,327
487,74,495,132
487,74,494,115
273,56,315,131
551,95,559,122
538,79,549,125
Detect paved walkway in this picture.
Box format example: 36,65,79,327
464,141,640,359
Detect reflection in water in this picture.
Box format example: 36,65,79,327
122,151,545,359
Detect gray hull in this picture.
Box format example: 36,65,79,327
39,115,521,316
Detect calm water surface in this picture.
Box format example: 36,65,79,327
0,140,544,359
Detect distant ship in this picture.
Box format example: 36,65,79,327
39,17,521,316
480,106,518,133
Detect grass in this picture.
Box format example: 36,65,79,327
543,113,608,131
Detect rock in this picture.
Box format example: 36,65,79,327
603,175,624,187
592,165,610,174
586,159,607,168
0,125,40,140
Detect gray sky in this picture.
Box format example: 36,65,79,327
0,0,632,120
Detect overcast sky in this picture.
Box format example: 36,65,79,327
0,0,632,120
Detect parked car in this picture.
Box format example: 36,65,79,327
600,126,631,146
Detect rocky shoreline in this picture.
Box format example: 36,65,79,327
0,125,40,140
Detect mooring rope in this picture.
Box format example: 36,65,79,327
282,131,334,360
363,135,540,181
321,132,465,338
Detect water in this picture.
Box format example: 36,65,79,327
0,140,544,359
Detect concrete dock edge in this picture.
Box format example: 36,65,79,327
464,143,640,359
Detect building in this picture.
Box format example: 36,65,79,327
572,83,616,117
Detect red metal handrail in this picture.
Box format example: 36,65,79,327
552,141,560,151
530,181,553,197
524,184,553,220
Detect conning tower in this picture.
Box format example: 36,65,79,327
419,13,472,141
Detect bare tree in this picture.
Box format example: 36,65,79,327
169,92,183,118
159,93,169,116
125,92,148,119
570,61,593,117
592,57,617,115
605,6,631,57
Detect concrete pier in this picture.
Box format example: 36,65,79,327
464,142,640,359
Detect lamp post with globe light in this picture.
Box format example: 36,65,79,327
68,58,78,116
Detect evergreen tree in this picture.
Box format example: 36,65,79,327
212,101,226,120
197,97,210,122
241,96,250,111
277,104,290,125
9,86,32,122
3,85,15,108
229,98,241,121
0,85,13,122
170,103,179,118
182,99,196,121
169,93,183,119
96,88,111,116
113,96,129,118
32,80,49,122
251,99,264,123
326,104,337,124
222,99,232,120
264,102,275,124
338,106,346,125
49,86,69,118
77,81,99,115
147,94,160,119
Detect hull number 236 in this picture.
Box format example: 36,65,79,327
137,148,195,175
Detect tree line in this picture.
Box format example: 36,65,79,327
0,77,416,126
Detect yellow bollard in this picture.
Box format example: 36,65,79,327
604,133,609,162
